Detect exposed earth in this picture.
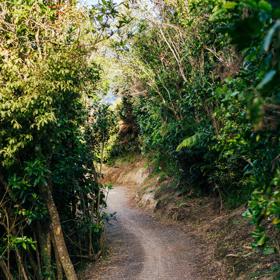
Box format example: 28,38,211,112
83,185,204,280
81,161,278,280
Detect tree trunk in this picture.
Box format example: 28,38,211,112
33,230,42,279
39,226,52,278
28,253,42,280
51,232,63,280
15,249,28,280
0,260,13,280
45,185,78,280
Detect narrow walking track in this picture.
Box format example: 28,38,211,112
84,186,203,280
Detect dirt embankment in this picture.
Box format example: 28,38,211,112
101,157,279,280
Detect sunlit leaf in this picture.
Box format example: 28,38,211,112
257,70,276,89
264,20,280,52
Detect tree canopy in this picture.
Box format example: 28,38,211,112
1,0,280,279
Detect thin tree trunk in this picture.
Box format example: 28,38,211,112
0,259,13,280
33,231,42,279
88,228,93,257
159,27,187,83
96,141,104,223
28,253,42,280
15,249,28,280
51,233,63,280
100,141,104,174
39,226,52,278
45,185,78,280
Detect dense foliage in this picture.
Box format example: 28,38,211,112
107,0,280,252
2,0,280,278
0,1,104,279
108,96,139,159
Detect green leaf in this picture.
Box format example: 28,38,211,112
272,217,280,225
224,1,237,9
258,0,272,12
263,247,275,255
176,133,203,152
264,20,280,52
257,235,266,246
257,70,276,89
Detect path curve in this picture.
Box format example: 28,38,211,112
84,186,203,280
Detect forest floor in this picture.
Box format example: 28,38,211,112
81,157,279,280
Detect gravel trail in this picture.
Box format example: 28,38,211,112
84,186,203,280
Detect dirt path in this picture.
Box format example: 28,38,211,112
83,185,204,280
